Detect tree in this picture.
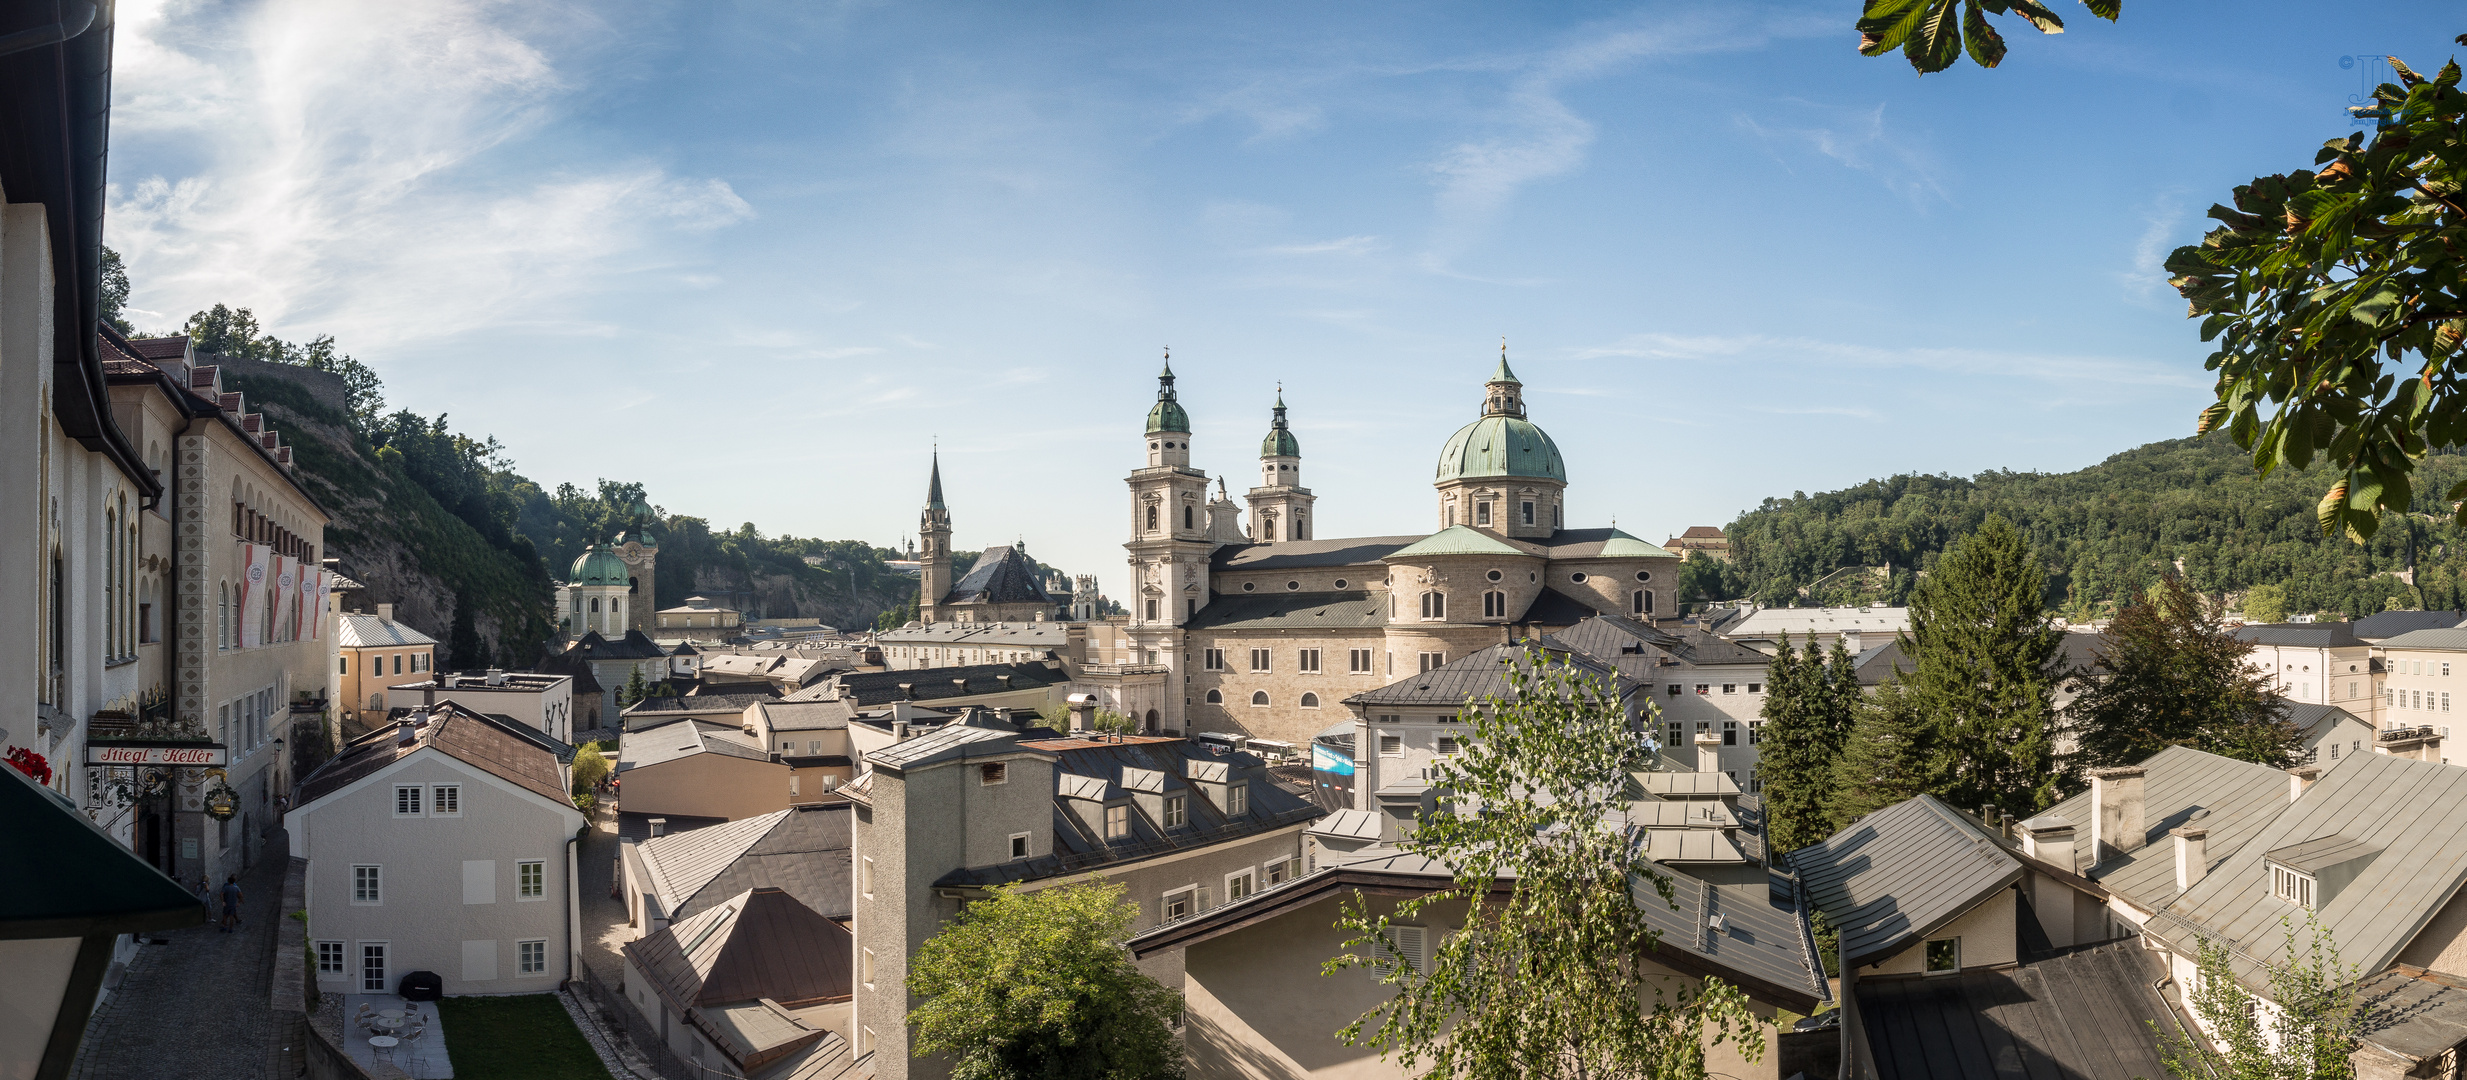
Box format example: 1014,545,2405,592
2065,574,2300,775
1898,515,2061,815
1758,634,1860,855
570,744,611,795
906,878,1184,1080
2241,583,2289,624
618,667,649,708
1829,682,1936,826
1675,551,1738,610
100,246,133,335
2174,47,2467,544
1855,0,2117,76
447,589,484,670
1327,647,1763,1079
2157,915,2371,1080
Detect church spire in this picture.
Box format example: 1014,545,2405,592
925,446,946,510
1146,347,1192,435
1483,342,1526,419
1260,385,1299,459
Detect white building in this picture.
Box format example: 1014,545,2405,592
289,702,584,997
2235,621,2380,729
398,670,577,745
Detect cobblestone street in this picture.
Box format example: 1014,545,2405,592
70,831,293,1080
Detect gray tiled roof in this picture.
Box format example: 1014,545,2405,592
1344,640,1635,709
636,803,854,922
335,613,439,648
941,545,1054,606
2353,967,2467,1065
1210,535,1428,571
829,661,1065,705
1514,586,1608,627
2354,610,2467,640
1186,590,1385,631
863,721,1023,771
751,701,852,732
2378,627,2467,651
617,719,772,771
2234,621,2366,648
1793,794,2024,967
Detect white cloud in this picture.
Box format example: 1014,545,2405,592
2116,195,2190,307
1737,101,1949,206
106,0,749,346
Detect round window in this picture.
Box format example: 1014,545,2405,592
1165,441,1176,449
1636,571,1652,583
1486,569,1503,582
1529,572,1538,582
1570,572,1589,584
1242,582,1256,592
1287,580,1301,591
1333,579,1348,589
1148,442,1158,450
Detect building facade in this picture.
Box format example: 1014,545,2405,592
2236,622,2381,730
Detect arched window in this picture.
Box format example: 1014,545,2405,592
1205,689,1222,704
104,509,117,652
1144,709,1159,731
1483,591,1507,618
1147,504,1158,530
1634,590,1651,615
1422,591,1445,620
1184,505,1194,530
1250,691,1269,707
218,583,230,649
1300,692,1320,709
1264,518,1277,542
590,597,600,613
1295,514,1306,540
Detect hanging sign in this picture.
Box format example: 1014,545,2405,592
85,741,228,767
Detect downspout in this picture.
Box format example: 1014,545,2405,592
565,831,582,987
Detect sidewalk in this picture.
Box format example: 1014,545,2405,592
69,830,292,1080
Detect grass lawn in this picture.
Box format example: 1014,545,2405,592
434,994,612,1080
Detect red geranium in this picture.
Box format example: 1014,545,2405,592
6,746,52,786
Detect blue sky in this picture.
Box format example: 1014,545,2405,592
105,1,2461,596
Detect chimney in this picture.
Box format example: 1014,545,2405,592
395,720,416,747
1070,696,1095,735
893,720,910,740
2173,824,2210,891
1694,731,1722,775
2087,765,2147,864
485,668,505,686
648,817,667,838
2017,813,2077,874
2288,764,2321,802
377,603,395,623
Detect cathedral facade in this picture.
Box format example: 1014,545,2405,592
1102,353,1684,749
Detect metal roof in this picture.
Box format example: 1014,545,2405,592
621,886,851,1014
1855,939,2182,1080
1641,828,1745,863
1793,794,2023,967
2156,751,2467,987
616,719,772,772
2378,627,2467,651
2356,610,2467,640
635,803,854,922
1306,808,1385,842
2041,745,2291,914
2264,834,2381,874
2354,966,2467,1066
1631,771,1742,798
863,721,1026,772
829,660,1064,705
335,613,438,648
2233,621,2367,647
940,545,1055,607
1344,641,1635,709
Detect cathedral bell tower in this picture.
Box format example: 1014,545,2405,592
918,451,953,624
1245,390,1315,543
1125,354,1215,730
613,498,660,634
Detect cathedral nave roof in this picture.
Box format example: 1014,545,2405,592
1184,590,1387,632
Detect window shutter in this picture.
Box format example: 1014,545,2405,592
1197,884,1213,911
1385,926,1427,973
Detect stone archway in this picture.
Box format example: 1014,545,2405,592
1144,709,1159,734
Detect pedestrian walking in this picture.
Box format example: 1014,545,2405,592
219,875,243,933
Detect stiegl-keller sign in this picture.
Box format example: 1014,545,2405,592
85,741,227,767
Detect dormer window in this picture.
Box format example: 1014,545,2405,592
2273,864,2316,908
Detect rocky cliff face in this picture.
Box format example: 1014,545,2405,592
218,366,553,664
677,564,915,630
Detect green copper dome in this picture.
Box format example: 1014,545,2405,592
1146,359,1191,434
569,545,630,586
1436,415,1566,483
1260,393,1298,457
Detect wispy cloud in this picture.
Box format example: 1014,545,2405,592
2115,194,2190,307
1263,235,1384,257
1737,101,1948,206
1574,331,2207,389
107,0,750,347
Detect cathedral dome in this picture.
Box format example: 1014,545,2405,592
1435,415,1566,483
1147,398,1191,435
569,546,629,586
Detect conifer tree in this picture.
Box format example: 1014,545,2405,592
1759,634,1841,854
2065,573,2300,774
1829,682,1936,826
1899,515,2062,815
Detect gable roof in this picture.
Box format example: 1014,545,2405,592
823,660,1065,706
296,703,575,811
335,614,437,648
1855,940,2180,1080
1793,794,2024,967
623,886,852,1013
1343,640,1636,709
1210,535,1429,571
1386,525,1528,559
617,719,774,771
1514,586,1609,628
636,803,854,921
941,545,1053,606
559,628,675,660
2379,627,2467,652
2234,621,2366,648
2040,745,2291,916
1185,590,1386,632
2148,751,2467,988
2355,610,2467,640
1541,528,1678,560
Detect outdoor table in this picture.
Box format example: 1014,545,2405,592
369,1036,399,1057
378,1010,405,1021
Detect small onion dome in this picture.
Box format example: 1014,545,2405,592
1147,359,1191,434
1260,393,1299,458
